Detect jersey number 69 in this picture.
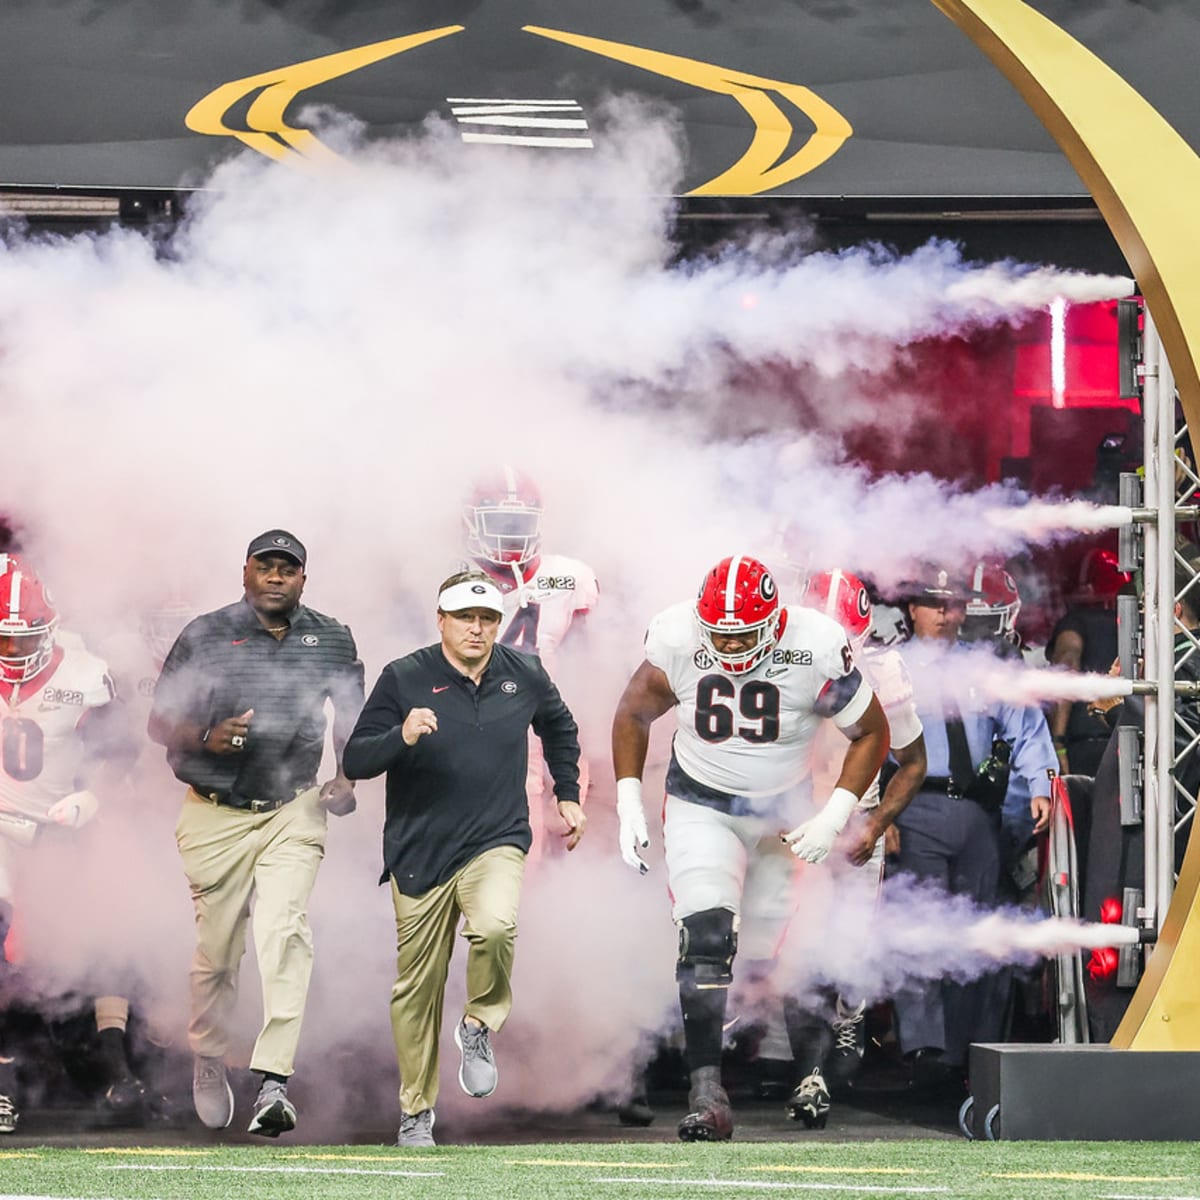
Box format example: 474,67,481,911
694,675,780,744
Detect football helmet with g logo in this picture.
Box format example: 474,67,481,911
464,466,543,573
695,555,786,674
0,554,60,684
801,568,872,648
962,559,1021,643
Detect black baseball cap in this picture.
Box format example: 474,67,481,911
246,529,306,568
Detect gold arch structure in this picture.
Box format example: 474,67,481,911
931,0,1200,1050
522,26,852,195
185,27,464,164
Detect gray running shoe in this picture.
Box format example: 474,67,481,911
247,1079,297,1137
455,1019,498,1098
397,1107,436,1146
192,1056,233,1130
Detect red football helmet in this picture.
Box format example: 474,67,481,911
1076,548,1131,606
695,555,785,674
463,467,543,571
0,554,59,684
962,560,1021,643
801,568,872,648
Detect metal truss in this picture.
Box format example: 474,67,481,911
1122,307,1200,940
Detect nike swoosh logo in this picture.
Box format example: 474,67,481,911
765,667,787,678
232,638,249,645
432,686,450,693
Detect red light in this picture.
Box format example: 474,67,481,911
1087,947,1120,981
1100,896,1123,924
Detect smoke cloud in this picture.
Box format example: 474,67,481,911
0,104,1136,1135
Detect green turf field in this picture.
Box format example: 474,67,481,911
3,1141,1199,1200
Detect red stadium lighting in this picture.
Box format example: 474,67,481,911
1087,946,1119,981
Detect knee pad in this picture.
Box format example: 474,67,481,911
676,907,737,987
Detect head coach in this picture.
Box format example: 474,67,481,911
343,568,584,1147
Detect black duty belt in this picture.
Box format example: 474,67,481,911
195,784,314,813
920,776,965,799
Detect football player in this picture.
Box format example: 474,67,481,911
0,554,138,1132
960,560,1024,658
90,595,200,1116
611,555,890,1142
777,568,927,1128
463,467,598,860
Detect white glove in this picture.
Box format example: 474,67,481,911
46,790,100,829
616,777,650,875
782,787,859,865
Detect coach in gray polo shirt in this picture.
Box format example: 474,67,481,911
148,529,364,1139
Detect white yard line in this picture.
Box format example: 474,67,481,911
597,1178,951,1194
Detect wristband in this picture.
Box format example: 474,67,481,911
616,777,643,808
823,786,861,830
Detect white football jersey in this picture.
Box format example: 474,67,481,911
646,601,872,802
491,554,599,658
811,642,923,808
0,630,116,821
861,643,923,752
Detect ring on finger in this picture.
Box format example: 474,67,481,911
231,734,245,748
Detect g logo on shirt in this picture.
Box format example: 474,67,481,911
501,680,518,694
302,635,320,646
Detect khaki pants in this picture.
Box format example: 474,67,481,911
175,786,326,1077
390,845,525,1114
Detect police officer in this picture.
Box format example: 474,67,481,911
889,568,1054,1091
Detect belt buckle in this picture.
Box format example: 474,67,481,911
250,798,278,814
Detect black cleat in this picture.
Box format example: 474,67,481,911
0,1092,17,1135
677,1066,733,1142
827,999,866,1086
787,1068,831,1129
